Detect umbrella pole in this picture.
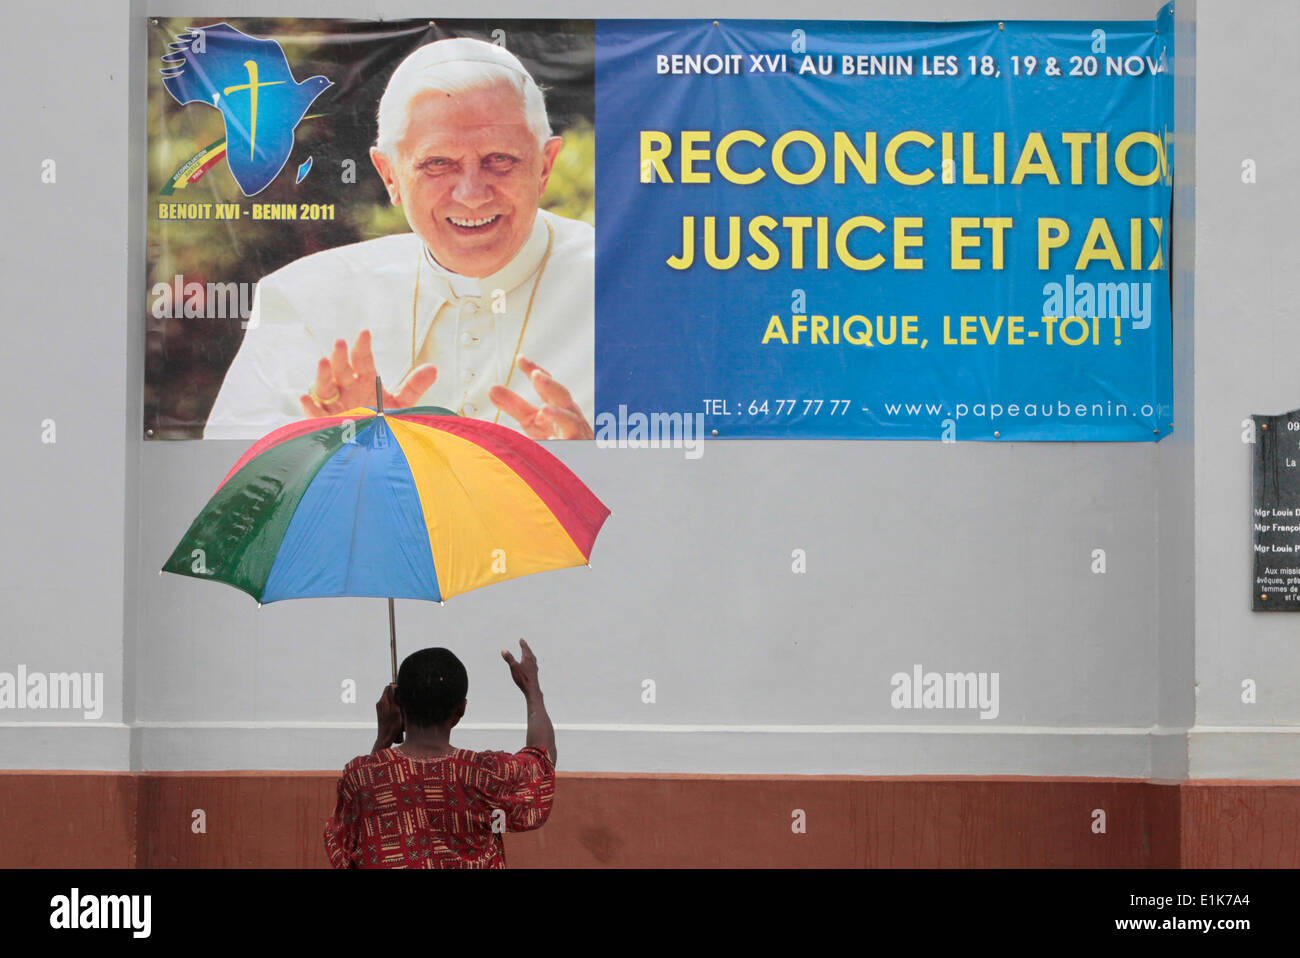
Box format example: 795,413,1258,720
388,596,402,745
377,375,403,743
388,597,398,683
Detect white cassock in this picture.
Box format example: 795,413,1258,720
203,208,593,439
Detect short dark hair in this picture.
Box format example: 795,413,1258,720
396,648,468,727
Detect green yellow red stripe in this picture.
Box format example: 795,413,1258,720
164,407,609,605
387,418,588,600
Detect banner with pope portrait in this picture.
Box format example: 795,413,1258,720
145,10,1173,442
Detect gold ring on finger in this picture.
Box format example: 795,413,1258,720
310,384,341,407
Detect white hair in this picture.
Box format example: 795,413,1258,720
375,38,552,157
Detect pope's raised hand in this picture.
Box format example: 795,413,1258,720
299,329,438,417
489,356,594,439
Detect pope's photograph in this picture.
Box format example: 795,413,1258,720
145,20,595,440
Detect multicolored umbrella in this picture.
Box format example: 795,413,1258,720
162,401,610,683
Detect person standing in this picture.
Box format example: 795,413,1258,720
324,640,556,868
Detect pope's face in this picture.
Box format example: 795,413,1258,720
371,83,562,278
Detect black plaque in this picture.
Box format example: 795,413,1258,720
1253,409,1300,611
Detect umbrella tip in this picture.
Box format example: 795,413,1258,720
257,602,262,609
439,600,445,607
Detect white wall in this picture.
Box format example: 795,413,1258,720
1190,0,1300,778
0,0,132,769
12,0,1286,781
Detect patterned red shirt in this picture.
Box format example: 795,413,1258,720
323,745,555,869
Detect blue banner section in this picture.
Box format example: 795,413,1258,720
594,8,1174,440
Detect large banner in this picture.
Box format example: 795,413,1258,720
145,10,1173,441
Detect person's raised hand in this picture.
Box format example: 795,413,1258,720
375,683,404,746
299,329,439,417
489,357,593,439
500,638,542,698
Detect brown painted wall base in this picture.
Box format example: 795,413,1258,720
1,772,1296,868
